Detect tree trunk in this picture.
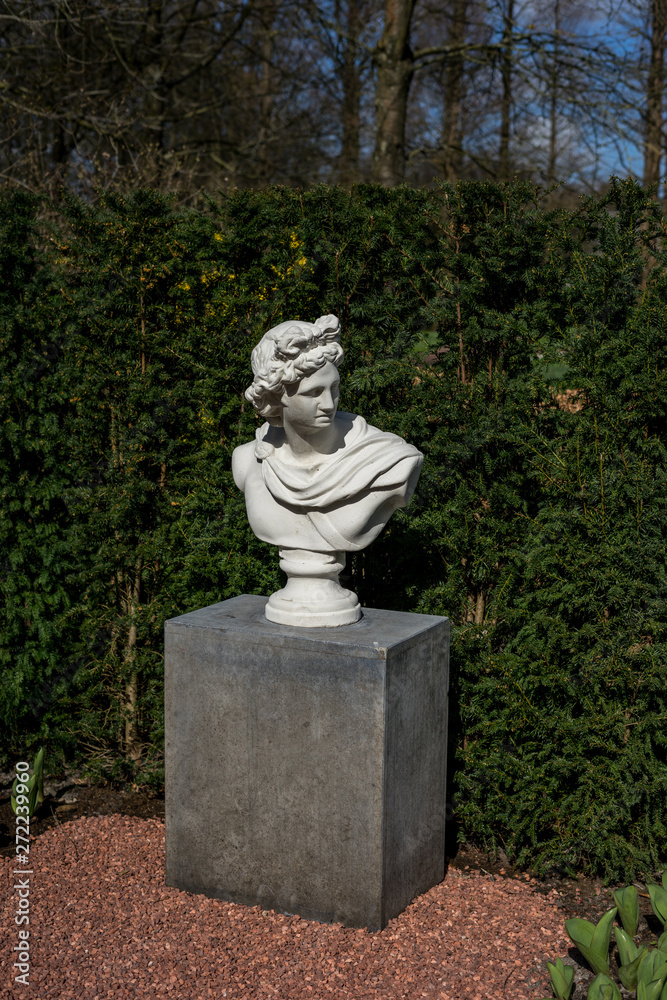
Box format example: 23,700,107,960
547,0,560,186
257,4,277,185
498,0,515,180
143,0,167,155
122,557,143,764
474,590,485,625
371,0,416,186
644,0,667,190
338,0,363,185
441,0,467,181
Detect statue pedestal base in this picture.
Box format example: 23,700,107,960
265,548,361,627
164,594,449,931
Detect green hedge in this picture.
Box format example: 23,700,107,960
1,179,665,881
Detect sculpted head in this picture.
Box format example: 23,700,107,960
245,315,343,426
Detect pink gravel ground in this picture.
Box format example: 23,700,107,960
1,815,569,999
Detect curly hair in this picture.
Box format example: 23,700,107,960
245,314,343,424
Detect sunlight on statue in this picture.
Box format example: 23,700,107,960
232,315,423,626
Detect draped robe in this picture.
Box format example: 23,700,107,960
237,412,423,553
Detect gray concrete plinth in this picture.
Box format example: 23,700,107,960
164,594,449,931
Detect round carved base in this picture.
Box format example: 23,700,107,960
265,592,361,627
264,548,361,628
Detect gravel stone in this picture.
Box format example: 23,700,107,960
0,814,570,998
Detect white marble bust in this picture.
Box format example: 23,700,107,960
233,314,423,626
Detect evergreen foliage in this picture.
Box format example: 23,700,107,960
1,179,665,879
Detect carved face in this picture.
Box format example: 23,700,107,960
281,361,340,436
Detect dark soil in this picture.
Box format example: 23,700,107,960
0,774,165,859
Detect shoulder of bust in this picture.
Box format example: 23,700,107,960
232,439,257,491
344,413,423,465
344,412,397,443
336,410,365,439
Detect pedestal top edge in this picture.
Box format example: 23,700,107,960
165,594,448,658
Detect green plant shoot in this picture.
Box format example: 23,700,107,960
547,957,574,1000
613,885,639,937
648,885,667,929
11,749,44,819
637,950,667,1000
615,927,648,991
586,973,621,1000
565,908,617,976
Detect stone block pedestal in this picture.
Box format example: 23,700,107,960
164,594,449,931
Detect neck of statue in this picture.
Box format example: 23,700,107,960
280,418,340,466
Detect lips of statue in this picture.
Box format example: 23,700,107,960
281,361,340,438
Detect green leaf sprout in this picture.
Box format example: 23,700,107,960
11,749,45,820
565,908,617,976
586,973,621,1000
613,885,639,937
546,957,574,1000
